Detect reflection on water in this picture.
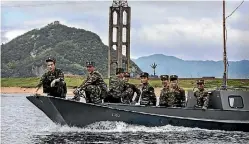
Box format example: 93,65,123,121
1,94,249,144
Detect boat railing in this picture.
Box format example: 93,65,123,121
215,86,249,91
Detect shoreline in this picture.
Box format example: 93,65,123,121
1,87,162,97
1,87,75,96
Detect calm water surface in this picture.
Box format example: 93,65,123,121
1,94,249,144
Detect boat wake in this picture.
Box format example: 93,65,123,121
33,122,249,143
40,121,223,133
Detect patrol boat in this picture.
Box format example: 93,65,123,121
26,0,249,132
26,91,249,132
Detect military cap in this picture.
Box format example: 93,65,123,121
116,68,124,74
86,61,95,67
140,72,149,78
160,75,169,81
124,72,130,77
45,57,56,63
196,79,205,84
170,75,178,81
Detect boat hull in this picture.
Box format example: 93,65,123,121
26,96,249,132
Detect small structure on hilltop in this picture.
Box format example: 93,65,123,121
53,21,60,25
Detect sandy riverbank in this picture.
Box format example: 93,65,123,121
1,87,162,97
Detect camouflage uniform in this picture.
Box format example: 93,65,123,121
159,75,174,107
194,79,209,109
37,57,67,98
122,72,141,104
134,72,157,106
75,62,107,104
169,75,186,107
105,68,126,103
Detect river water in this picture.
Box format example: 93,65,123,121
1,94,249,144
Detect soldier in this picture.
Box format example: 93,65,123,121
134,72,156,106
121,72,141,104
159,75,174,107
194,79,210,110
35,57,67,98
169,75,186,107
72,61,107,104
104,68,125,103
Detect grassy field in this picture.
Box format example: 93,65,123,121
1,77,249,89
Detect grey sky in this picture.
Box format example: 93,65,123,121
1,0,249,61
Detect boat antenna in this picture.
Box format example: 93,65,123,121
222,0,227,90
221,0,244,90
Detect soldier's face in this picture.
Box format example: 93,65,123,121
198,83,204,90
119,73,124,78
162,80,168,86
47,62,55,72
124,77,129,82
87,66,94,73
140,77,148,84
170,80,178,87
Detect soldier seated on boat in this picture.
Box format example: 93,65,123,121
35,57,67,98
194,79,210,110
134,72,157,106
72,61,107,104
104,68,126,103
169,75,186,107
121,72,141,104
159,75,174,107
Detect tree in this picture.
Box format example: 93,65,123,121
150,62,157,76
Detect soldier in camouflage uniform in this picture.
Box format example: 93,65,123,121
104,68,126,103
36,57,67,98
134,72,156,106
121,72,141,104
72,62,107,104
169,75,186,107
194,79,210,110
159,75,174,107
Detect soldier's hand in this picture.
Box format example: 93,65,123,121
135,103,140,106
34,93,41,97
34,87,40,95
73,88,80,95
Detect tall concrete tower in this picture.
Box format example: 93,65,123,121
108,0,131,78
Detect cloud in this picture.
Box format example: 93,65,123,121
4,29,28,41
1,1,249,61
132,16,249,60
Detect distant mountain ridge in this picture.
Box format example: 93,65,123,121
133,54,249,78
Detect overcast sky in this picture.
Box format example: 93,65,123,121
1,0,249,61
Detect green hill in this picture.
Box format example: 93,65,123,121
1,21,142,77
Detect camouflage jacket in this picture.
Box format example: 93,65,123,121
159,86,175,106
194,89,210,107
122,83,141,103
79,70,107,90
134,83,156,106
125,83,141,96
37,68,64,88
170,86,186,107
108,75,125,98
